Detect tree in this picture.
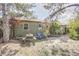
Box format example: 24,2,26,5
44,4,79,21
43,3,66,20
6,3,35,19
49,20,61,35
1,4,10,42
68,18,79,40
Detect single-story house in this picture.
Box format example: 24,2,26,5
10,17,50,38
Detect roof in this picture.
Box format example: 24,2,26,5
14,17,50,23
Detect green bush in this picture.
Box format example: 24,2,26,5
68,18,79,40
49,20,61,35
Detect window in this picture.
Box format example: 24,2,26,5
24,24,28,29
46,26,48,28
39,24,42,27
38,24,42,30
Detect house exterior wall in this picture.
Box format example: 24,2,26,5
14,21,46,37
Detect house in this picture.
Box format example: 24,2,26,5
10,17,50,38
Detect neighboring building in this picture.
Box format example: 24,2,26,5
11,17,50,38
60,25,68,34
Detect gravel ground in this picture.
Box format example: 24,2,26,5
0,35,79,56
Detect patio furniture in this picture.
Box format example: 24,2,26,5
22,33,36,46
35,31,46,40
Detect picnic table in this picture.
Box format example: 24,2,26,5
21,33,36,46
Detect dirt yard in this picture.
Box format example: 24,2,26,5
0,35,79,56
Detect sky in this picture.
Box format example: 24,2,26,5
32,4,49,20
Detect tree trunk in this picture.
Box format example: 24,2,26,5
2,4,10,43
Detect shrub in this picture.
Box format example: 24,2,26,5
68,18,79,40
49,20,61,35
44,29,49,37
